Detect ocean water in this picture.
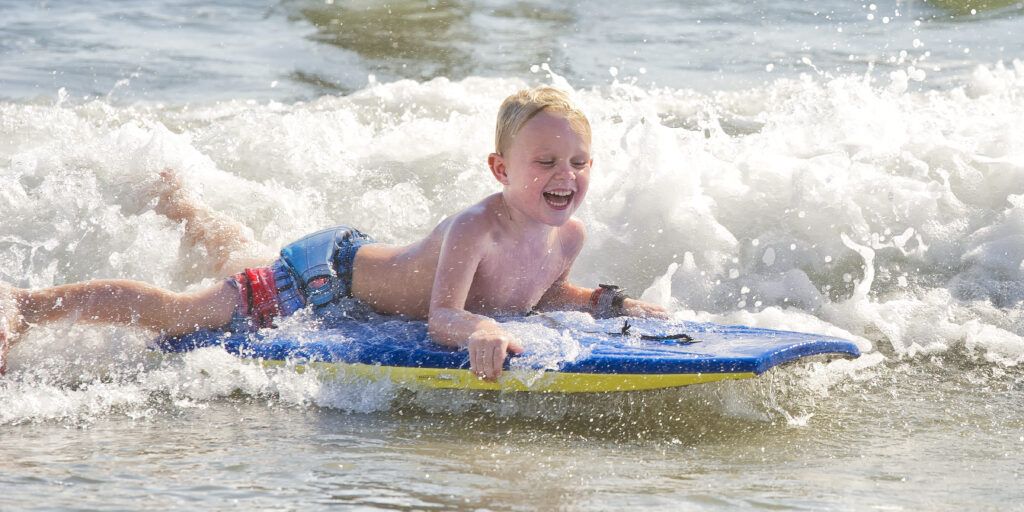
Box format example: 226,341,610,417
2,0,1023,509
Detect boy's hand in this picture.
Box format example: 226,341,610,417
623,298,670,319
467,330,524,382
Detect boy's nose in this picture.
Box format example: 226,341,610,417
554,161,578,178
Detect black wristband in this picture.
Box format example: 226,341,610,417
595,283,630,317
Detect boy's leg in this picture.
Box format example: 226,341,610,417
9,279,237,338
1,278,237,373
154,169,273,275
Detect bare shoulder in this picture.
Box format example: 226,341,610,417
558,217,587,256
435,194,502,248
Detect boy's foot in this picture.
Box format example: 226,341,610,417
151,168,267,274
0,283,27,375
153,168,203,224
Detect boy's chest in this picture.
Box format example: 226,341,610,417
469,246,566,310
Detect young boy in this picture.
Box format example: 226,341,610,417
0,87,667,380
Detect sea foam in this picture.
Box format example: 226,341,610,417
2,64,1022,422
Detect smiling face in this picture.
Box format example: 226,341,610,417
489,111,592,228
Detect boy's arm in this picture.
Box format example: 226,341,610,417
534,222,669,318
426,218,523,382
536,275,668,318
533,276,590,310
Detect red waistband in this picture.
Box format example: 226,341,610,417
232,267,281,329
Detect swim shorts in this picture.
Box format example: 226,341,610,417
224,226,374,332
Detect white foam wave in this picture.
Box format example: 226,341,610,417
2,63,1023,422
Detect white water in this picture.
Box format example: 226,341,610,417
3,63,1023,414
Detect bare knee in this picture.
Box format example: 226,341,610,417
159,281,239,335
18,279,239,336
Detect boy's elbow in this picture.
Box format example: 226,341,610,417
426,308,458,347
427,305,453,326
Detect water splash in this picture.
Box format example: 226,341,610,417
3,64,1023,424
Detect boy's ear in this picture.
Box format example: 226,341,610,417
488,153,510,185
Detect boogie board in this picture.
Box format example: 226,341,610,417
157,312,861,393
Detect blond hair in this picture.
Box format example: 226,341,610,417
494,87,591,156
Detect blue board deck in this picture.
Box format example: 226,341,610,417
157,313,861,392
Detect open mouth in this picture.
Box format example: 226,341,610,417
543,190,574,209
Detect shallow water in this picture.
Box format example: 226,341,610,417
2,0,1024,509
2,359,1021,509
